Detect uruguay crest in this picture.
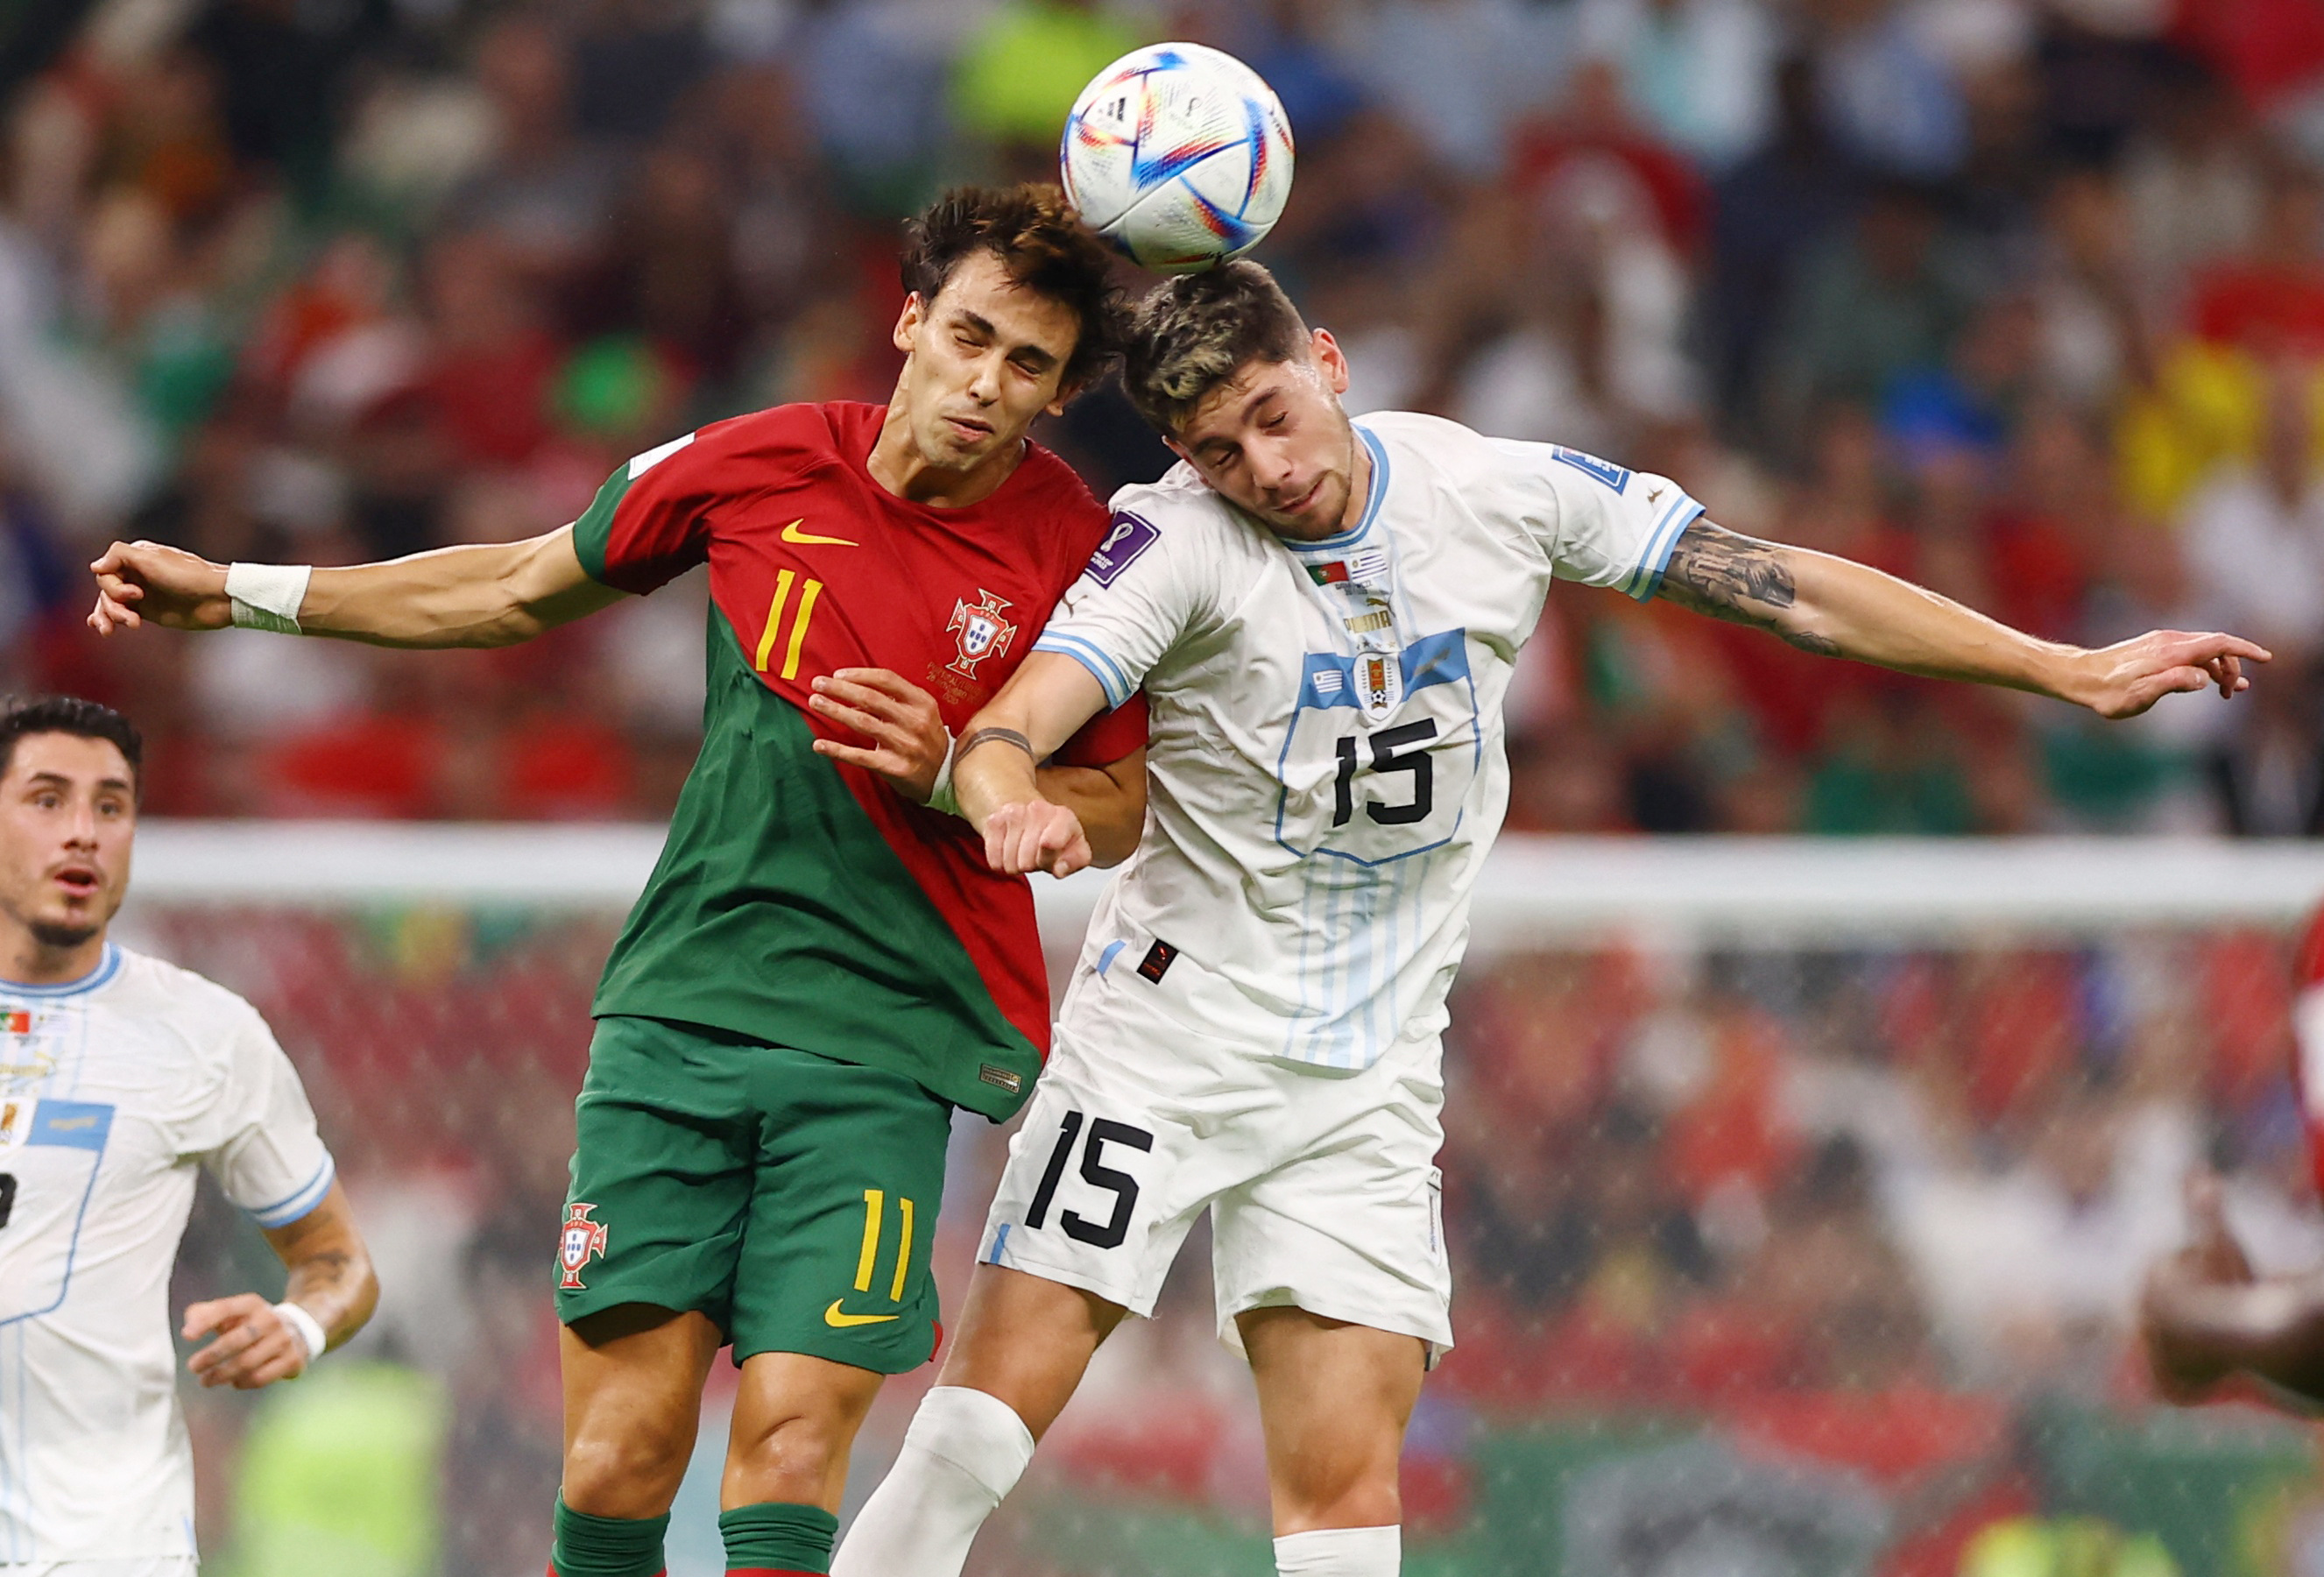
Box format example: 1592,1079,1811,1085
559,1202,609,1290
1360,651,1402,719
946,590,1017,679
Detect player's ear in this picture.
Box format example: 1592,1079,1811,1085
1044,373,1080,419
1310,329,1351,397
892,292,927,355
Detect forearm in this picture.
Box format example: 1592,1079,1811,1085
956,654,1111,832
1037,749,1146,867
1656,521,2091,704
2155,1277,2324,1403
268,1185,378,1350
299,531,622,648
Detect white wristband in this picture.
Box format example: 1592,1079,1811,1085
926,730,961,818
272,1300,327,1368
225,562,313,633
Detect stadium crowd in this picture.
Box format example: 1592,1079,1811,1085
4,0,2324,831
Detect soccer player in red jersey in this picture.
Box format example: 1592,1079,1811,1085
86,187,1144,1577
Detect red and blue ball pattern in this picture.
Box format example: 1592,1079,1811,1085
1062,43,1296,275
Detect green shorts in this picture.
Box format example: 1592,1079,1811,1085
558,1015,953,1373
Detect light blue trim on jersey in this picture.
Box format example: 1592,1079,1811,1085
1621,494,1706,601
1287,424,1391,555
0,944,119,999
985,1221,1011,1265
1033,632,1135,711
0,1100,116,1332
245,1152,337,1229
1096,940,1127,978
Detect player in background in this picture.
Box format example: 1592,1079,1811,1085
831,261,2271,1577
0,695,377,1576
83,187,1145,1577
2137,905,2324,1408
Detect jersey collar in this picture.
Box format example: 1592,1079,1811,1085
0,943,122,998
1287,422,1389,557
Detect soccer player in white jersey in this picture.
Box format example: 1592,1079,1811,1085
0,697,377,1577
829,263,2270,1577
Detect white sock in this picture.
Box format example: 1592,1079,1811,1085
1275,1524,1402,1575
830,1385,1035,1577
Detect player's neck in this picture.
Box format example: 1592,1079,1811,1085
867,400,1026,510
0,920,107,988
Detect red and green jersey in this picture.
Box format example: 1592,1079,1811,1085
571,400,1144,1120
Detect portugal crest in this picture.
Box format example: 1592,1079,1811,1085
946,590,1017,679
559,1202,609,1290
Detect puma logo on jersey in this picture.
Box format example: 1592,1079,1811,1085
824,1299,901,1327
781,519,858,547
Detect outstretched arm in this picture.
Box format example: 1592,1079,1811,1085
951,653,1113,878
88,525,624,648
2143,1175,2324,1407
1655,520,2269,718
183,1181,378,1390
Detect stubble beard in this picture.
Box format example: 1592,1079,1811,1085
28,917,100,950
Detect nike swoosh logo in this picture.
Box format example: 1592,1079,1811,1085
823,1299,901,1328
782,520,858,547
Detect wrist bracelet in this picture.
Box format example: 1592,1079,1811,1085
926,730,961,817
225,562,313,633
272,1300,327,1368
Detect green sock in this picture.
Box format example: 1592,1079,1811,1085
719,1501,840,1573
551,1496,670,1577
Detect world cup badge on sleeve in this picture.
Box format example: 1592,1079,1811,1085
559,1202,610,1289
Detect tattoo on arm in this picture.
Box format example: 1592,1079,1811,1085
956,727,1035,765
1656,520,1840,657
289,1249,352,1291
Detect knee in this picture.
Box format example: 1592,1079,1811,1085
724,1407,855,1505
1273,1450,1402,1533
563,1421,696,1517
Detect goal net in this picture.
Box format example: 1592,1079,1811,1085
132,825,2324,1577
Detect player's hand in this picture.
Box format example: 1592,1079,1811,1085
983,798,1091,878
2070,630,2271,719
2139,1172,2254,1401
808,668,949,803
87,541,232,635
182,1294,311,1389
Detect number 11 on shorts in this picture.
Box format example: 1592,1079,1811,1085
826,1187,914,1328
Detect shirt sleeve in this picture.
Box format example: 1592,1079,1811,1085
1051,692,1148,767
1031,506,1217,710
201,1008,336,1230
570,431,713,594
1485,438,1704,600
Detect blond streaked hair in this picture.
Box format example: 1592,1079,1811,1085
1120,261,1311,433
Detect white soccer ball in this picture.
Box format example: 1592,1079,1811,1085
1061,42,1296,275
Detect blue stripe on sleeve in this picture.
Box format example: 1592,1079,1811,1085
247,1152,336,1228
1033,632,1134,709
1626,497,1706,601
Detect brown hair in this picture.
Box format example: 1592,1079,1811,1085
0,695,143,802
899,184,1126,391
1120,260,1310,433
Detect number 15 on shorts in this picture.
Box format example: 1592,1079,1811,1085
1025,1109,1155,1249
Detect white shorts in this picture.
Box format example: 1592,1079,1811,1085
979,965,1453,1360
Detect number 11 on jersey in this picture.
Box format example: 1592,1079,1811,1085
755,570,824,680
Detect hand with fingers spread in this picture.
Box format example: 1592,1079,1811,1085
983,798,1091,879
808,668,951,803
86,541,232,636
2072,630,2273,719
183,1293,314,1390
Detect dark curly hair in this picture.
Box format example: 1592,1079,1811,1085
0,696,143,801
1120,260,1310,434
900,184,1127,391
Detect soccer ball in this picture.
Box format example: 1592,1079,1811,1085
1061,42,1296,275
